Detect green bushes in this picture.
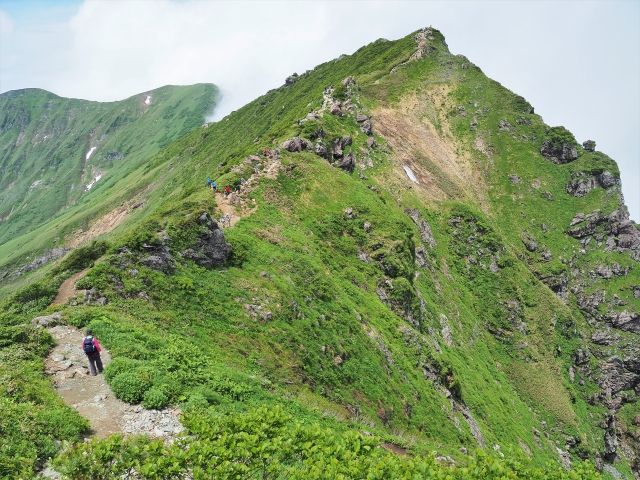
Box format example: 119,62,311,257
142,386,170,410
53,406,601,479
53,241,108,275
111,371,152,404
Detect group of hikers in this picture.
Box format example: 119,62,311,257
206,177,246,196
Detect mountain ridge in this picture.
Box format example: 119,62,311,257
0,27,638,479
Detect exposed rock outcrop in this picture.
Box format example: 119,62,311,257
566,171,619,197
568,208,640,259
281,137,312,152
181,213,232,269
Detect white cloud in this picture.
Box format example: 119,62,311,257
1,0,638,218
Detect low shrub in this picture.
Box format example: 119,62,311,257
142,386,169,410
110,371,151,404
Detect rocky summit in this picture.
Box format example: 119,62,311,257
1,27,638,479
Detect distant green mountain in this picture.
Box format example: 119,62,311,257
0,83,217,253
1,29,638,479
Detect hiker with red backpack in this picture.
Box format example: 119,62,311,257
82,329,103,376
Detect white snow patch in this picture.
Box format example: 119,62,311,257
144,95,152,105
402,165,419,184
30,179,44,189
85,174,103,191
85,147,97,160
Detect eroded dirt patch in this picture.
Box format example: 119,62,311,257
374,89,487,207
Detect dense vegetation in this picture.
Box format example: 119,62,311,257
0,27,637,479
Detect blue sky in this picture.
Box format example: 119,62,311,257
1,0,638,219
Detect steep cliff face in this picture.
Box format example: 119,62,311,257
1,28,637,478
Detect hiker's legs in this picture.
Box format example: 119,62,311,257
95,354,104,373
87,355,97,376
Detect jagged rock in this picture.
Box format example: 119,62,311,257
356,113,369,123
244,303,272,322
439,314,453,346
344,207,357,219
604,413,618,461
342,76,356,88
557,447,572,470
498,119,512,131
633,286,640,299
566,171,619,197
606,311,640,333
11,247,68,278
540,139,579,164
330,136,352,159
576,290,605,316
583,139,596,152
508,174,521,184
367,136,376,148
568,208,640,258
414,246,428,268
336,153,355,173
521,234,538,252
181,213,232,269
566,174,599,197
537,271,569,300
281,137,312,152
597,171,617,188
285,73,298,86
82,289,109,306
541,250,552,261
330,102,343,116
573,348,590,366
591,331,616,346
141,253,174,274
360,119,373,135
599,357,639,395
363,222,372,232
314,142,328,159
32,312,62,328
406,209,436,248
593,263,628,279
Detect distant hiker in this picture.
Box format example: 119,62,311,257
232,179,242,192
211,180,218,192
220,213,231,228
206,177,212,189
224,185,232,196
82,329,103,376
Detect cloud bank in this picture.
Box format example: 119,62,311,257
1,0,638,218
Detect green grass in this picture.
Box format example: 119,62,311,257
0,27,636,478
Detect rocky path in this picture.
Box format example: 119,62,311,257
45,325,183,439
215,192,243,227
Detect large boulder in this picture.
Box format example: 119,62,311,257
583,139,596,152
281,137,312,152
540,127,580,164
181,213,232,269
336,153,355,173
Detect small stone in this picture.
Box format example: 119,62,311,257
363,222,372,232
508,174,521,185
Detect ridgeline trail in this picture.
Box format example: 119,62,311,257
45,324,183,439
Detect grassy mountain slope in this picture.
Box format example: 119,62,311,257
0,84,217,277
1,28,638,479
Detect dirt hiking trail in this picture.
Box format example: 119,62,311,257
51,269,88,305
45,325,183,439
